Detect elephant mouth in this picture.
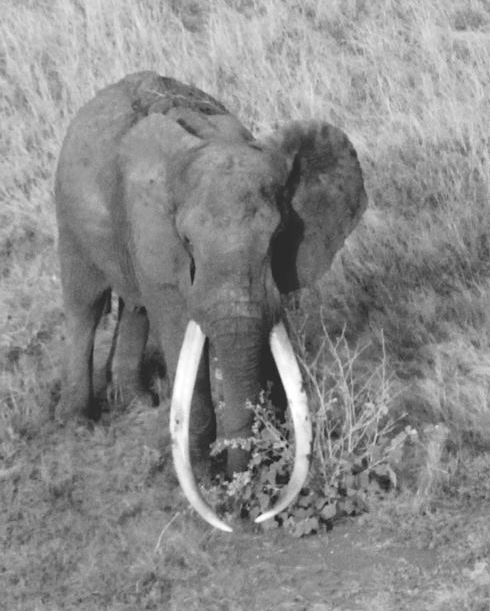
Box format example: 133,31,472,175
169,319,312,533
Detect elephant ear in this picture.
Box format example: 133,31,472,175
117,113,203,291
268,121,367,293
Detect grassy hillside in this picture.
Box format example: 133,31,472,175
1,1,490,608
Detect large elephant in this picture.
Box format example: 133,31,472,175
55,72,367,531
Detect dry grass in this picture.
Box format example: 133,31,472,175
2,0,489,443
1,0,490,608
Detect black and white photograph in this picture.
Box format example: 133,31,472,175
1,1,489,608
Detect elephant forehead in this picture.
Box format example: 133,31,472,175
185,169,281,226
197,143,287,182
196,150,284,208
175,144,286,237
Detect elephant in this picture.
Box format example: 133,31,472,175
55,71,367,531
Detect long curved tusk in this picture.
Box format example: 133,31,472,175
170,320,233,533
255,321,312,524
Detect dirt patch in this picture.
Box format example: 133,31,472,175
197,522,440,610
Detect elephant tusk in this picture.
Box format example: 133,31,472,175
255,321,312,524
170,320,233,533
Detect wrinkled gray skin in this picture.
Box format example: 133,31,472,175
55,72,367,475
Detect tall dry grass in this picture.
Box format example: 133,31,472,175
1,0,490,445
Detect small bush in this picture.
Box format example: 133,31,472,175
208,320,418,536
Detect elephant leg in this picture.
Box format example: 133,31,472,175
261,345,287,419
190,342,217,456
166,336,216,459
58,235,109,420
109,301,151,407
146,293,216,458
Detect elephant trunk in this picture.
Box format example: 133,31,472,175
210,317,264,476
170,319,312,532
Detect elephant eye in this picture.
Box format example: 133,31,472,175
259,184,273,199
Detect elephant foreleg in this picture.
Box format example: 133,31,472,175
145,291,216,460
58,232,109,421
59,292,109,420
109,302,150,407
166,336,216,460
189,341,216,457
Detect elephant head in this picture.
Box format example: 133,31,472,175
55,72,367,532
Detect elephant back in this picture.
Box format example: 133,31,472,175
126,72,253,144
127,72,229,117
